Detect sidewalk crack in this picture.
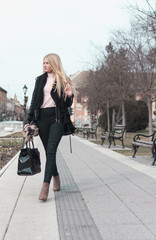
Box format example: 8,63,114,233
2,177,27,240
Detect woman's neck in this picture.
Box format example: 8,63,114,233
47,72,53,80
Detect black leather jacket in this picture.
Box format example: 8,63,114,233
26,72,76,135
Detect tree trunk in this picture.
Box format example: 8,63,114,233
122,101,126,126
116,106,122,124
107,101,110,131
112,108,116,129
89,109,93,128
147,97,153,136
97,109,101,133
122,101,126,137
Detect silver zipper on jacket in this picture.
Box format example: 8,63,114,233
55,107,58,122
34,110,37,121
55,106,60,123
58,107,60,123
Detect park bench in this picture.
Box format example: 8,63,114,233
82,125,98,139
80,124,89,138
75,126,83,135
87,126,98,139
131,127,156,165
101,125,126,148
75,124,89,135
101,130,111,146
82,126,88,138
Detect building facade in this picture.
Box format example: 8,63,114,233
0,87,7,111
70,71,91,126
0,87,24,121
0,87,7,120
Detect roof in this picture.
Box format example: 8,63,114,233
70,71,90,89
0,87,7,93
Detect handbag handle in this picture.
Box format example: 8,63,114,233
26,140,34,149
22,137,34,149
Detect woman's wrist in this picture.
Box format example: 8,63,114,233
66,92,73,97
64,81,73,97
65,81,71,86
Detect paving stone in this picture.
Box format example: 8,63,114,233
1,134,156,240
0,138,60,240
59,136,156,239
147,225,156,236
55,150,103,240
98,224,156,240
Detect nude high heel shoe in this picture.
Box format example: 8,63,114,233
53,175,60,191
39,182,50,201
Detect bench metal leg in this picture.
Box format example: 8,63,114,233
152,152,156,165
108,137,112,148
121,139,125,148
101,138,105,145
152,149,156,165
151,148,155,158
132,145,139,158
152,158,156,165
83,132,87,138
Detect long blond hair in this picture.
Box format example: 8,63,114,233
43,53,67,97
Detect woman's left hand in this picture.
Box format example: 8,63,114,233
64,82,73,97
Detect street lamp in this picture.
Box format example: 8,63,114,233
23,85,28,96
23,85,28,126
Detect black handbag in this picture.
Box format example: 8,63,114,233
17,140,41,176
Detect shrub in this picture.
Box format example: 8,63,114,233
125,100,148,132
98,100,148,132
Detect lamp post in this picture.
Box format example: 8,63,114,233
23,85,28,126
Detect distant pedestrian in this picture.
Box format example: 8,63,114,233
25,53,75,201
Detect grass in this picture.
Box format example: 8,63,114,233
0,131,23,170
1,131,23,138
77,129,153,157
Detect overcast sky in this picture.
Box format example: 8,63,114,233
0,0,152,104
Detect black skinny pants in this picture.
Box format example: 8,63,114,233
38,107,64,183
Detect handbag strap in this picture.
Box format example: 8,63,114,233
22,137,34,149
26,140,34,149
69,135,72,153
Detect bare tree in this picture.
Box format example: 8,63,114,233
113,18,156,134
104,43,135,128
128,0,156,39
78,42,135,131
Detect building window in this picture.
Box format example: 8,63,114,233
77,95,81,103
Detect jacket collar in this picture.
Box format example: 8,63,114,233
37,72,47,81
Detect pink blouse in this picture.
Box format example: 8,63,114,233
41,73,56,108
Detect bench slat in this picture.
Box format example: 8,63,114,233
132,141,153,148
134,140,153,145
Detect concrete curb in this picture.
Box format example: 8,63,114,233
0,151,20,177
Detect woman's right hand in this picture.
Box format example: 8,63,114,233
64,82,73,97
24,124,30,130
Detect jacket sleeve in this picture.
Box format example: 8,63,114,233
26,78,38,124
64,77,74,107
51,81,74,108
65,93,74,107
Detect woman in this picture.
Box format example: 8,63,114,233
25,53,75,201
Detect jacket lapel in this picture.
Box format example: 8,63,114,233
34,72,47,108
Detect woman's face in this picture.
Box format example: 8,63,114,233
43,58,52,73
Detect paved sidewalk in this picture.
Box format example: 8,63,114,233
0,135,156,240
